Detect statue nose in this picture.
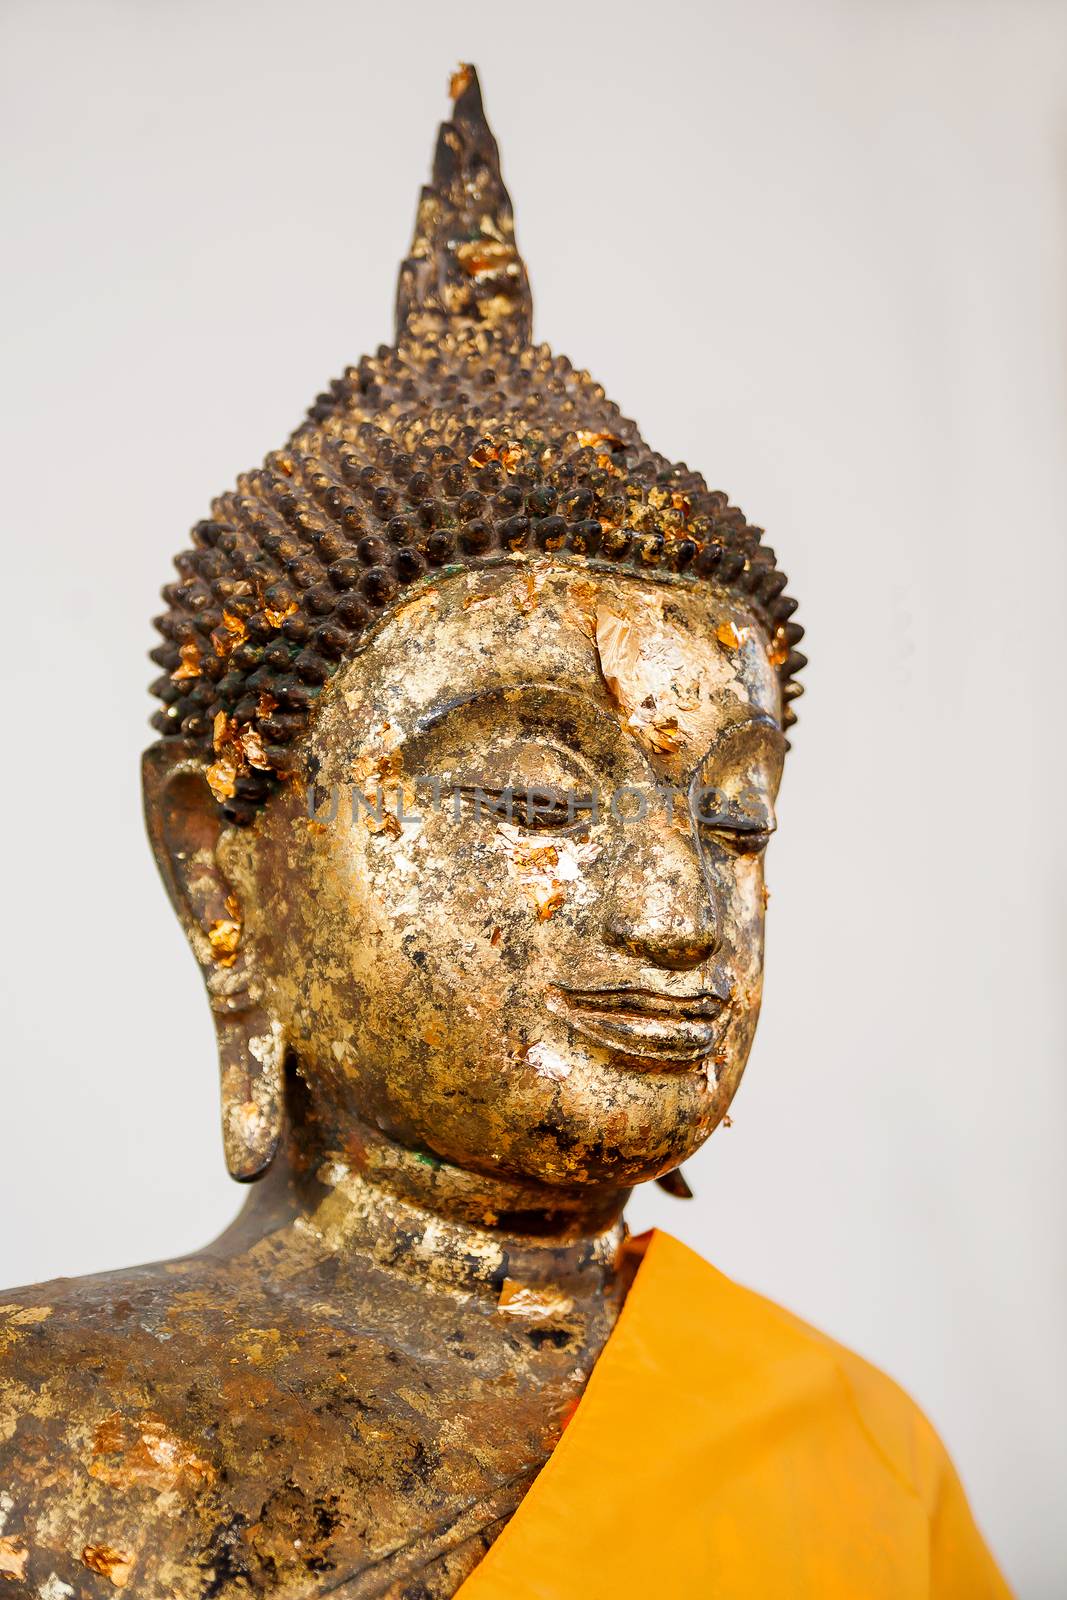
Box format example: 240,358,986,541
602,833,720,971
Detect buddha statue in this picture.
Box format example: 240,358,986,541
0,65,1008,1600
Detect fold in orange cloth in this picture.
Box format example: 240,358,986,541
458,1230,1010,1599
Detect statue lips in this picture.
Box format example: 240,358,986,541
551,986,729,1069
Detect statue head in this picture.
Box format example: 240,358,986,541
144,67,804,1212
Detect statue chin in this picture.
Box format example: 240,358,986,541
0,62,807,1600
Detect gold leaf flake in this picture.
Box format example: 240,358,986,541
0,1536,27,1582
715,620,748,651
497,1278,574,1319
525,1042,571,1081
594,597,703,753
493,824,599,921
513,842,558,873
456,239,518,278
576,429,623,452
206,758,238,804
565,577,598,638
535,888,565,922
211,610,249,658
0,1304,52,1355
208,918,241,967
644,715,681,754
467,440,498,469
170,642,202,682
90,1414,215,1492
594,603,638,706
81,1546,134,1589
240,724,269,770
263,599,297,629
512,570,543,614
392,589,439,630
212,711,233,753
221,611,248,643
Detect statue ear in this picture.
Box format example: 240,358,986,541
142,742,285,1182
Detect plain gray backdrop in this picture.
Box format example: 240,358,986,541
2,2,1064,1593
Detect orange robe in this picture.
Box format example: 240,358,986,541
458,1231,1010,1599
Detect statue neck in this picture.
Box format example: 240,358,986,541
208,1098,630,1311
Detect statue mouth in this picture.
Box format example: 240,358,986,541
550,986,728,1068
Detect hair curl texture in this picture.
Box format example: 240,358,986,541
149,66,804,825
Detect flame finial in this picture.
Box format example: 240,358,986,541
395,65,533,347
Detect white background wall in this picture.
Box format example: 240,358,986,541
2,2,1064,1593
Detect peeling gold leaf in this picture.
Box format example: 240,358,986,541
240,724,269,770
206,758,238,804
212,711,233,753
565,577,598,638
534,888,565,922
90,1413,216,1492
0,1304,52,1356
211,609,249,658
263,599,297,629
392,589,439,630
0,1536,27,1581
594,597,704,753
497,1278,574,1319
208,918,241,966
81,1546,134,1588
467,441,498,469
716,619,748,650
221,611,248,642
525,1041,571,1081
644,715,681,753
512,571,542,614
170,641,202,682
576,429,623,452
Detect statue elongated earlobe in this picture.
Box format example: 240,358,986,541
211,1003,285,1182
142,743,284,1181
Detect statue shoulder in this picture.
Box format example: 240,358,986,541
0,1256,529,1597
0,1257,264,1594
0,1255,415,1595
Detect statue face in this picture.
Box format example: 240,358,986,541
234,562,783,1190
